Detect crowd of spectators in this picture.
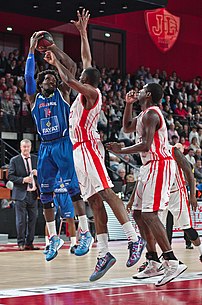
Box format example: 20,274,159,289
0,48,202,190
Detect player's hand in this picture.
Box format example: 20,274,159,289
105,142,124,153
44,51,56,66
70,9,90,33
126,90,139,104
189,195,198,212
30,32,43,50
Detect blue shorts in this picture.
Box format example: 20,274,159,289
37,136,80,198
54,192,74,218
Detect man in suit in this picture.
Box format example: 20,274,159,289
8,139,39,250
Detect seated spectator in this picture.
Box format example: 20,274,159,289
115,166,126,185
0,90,15,131
198,128,202,146
194,159,202,184
166,113,174,126
97,108,108,133
0,51,8,76
118,127,135,147
185,148,196,166
0,77,7,92
170,135,179,146
190,136,200,152
174,102,188,119
168,123,179,143
180,136,190,154
189,126,200,145
195,149,202,161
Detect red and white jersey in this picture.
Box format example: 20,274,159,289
170,146,186,192
69,88,102,146
136,106,172,165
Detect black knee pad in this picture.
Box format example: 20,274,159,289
40,192,54,209
42,201,55,209
184,227,199,241
71,192,82,202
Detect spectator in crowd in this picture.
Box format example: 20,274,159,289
0,90,15,131
190,136,200,152
168,123,179,143
174,102,188,119
0,51,8,76
189,126,200,145
195,148,202,161
185,148,196,166
194,159,202,184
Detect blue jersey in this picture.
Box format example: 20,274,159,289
31,88,70,141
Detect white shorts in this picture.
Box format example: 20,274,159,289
169,187,192,229
133,159,175,212
73,140,113,201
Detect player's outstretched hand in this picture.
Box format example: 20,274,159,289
71,8,90,33
29,32,43,51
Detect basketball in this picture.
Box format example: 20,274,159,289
36,31,54,52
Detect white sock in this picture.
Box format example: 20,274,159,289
45,236,50,246
122,221,138,242
195,243,202,255
70,236,77,247
97,233,109,258
78,215,89,232
46,221,57,238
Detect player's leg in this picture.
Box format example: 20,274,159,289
57,138,93,256
141,160,187,286
88,192,116,281
38,144,64,261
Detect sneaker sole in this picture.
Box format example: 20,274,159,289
155,265,187,287
126,239,147,268
133,271,164,279
89,258,116,282
74,236,94,257
57,239,64,251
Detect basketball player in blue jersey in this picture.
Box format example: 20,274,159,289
24,32,93,262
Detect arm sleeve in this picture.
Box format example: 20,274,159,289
24,53,37,95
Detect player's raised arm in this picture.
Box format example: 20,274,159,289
123,90,139,133
71,9,92,69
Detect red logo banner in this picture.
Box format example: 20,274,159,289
145,8,180,53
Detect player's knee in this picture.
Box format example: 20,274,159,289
184,227,198,241
40,192,55,209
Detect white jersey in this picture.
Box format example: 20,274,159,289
136,106,172,165
69,88,102,146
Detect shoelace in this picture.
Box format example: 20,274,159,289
95,257,107,272
163,261,177,277
78,234,89,249
48,240,57,253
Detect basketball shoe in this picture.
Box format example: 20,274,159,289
89,252,116,282
46,235,64,261
138,261,148,272
155,260,187,286
126,236,147,267
74,231,94,256
133,260,164,279
200,255,202,262
70,245,78,254
43,245,49,255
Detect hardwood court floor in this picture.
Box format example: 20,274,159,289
0,238,201,290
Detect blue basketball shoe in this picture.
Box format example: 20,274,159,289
126,236,147,267
74,231,94,256
46,235,64,261
89,252,116,282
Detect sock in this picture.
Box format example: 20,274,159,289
163,250,177,260
97,233,109,258
146,252,160,262
46,221,57,238
70,236,77,247
45,236,50,246
195,244,202,255
122,221,138,242
78,215,89,232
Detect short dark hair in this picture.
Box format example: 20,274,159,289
147,83,163,104
84,67,100,87
36,69,60,92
